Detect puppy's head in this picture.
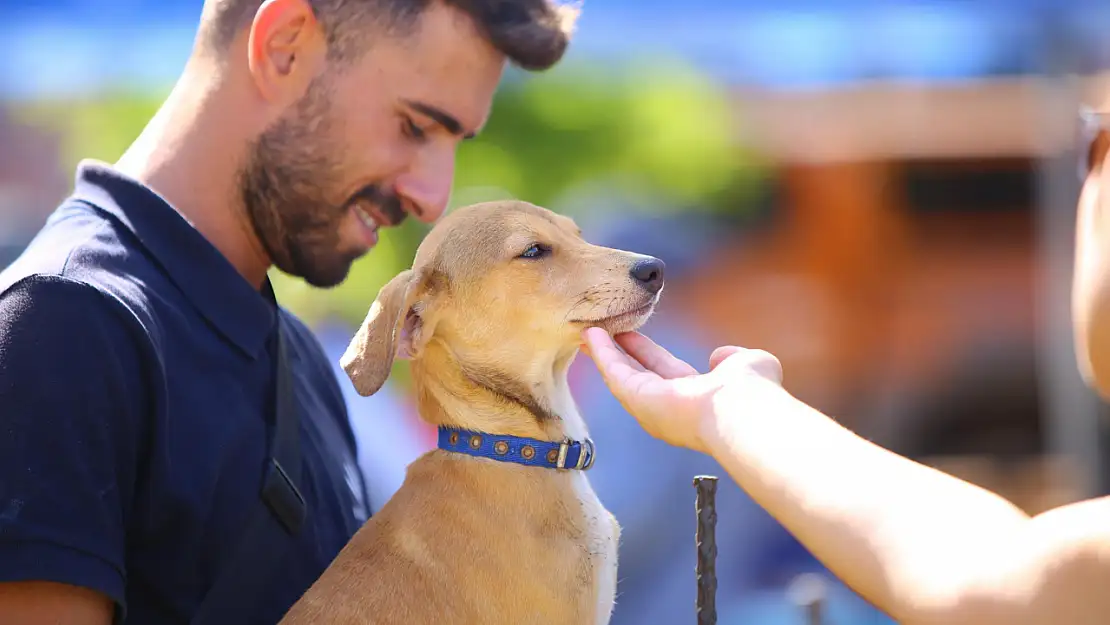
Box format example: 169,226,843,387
340,200,664,399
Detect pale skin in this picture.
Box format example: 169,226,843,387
579,100,1110,625
1,0,507,621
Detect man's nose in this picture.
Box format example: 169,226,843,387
394,152,456,224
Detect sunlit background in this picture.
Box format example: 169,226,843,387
6,1,1110,623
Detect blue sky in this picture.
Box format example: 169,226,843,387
3,1,1109,99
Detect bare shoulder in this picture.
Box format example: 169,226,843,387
941,496,1110,625
1028,494,1110,542
0,581,114,625
1020,496,1110,624
1025,495,1110,579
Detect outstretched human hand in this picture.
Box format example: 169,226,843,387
580,327,784,454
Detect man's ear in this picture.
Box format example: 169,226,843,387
246,0,326,105
341,269,425,396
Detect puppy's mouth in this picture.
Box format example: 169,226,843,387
571,296,659,334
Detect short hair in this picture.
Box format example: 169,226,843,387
200,0,579,71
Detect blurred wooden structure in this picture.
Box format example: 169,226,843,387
677,75,1110,510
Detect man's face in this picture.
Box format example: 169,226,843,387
240,3,506,288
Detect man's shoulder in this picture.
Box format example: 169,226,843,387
0,273,157,394
1,200,162,333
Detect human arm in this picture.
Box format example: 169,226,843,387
581,327,1110,625
1072,167,1110,399
0,276,148,624
0,582,114,625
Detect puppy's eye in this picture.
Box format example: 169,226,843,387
519,243,550,259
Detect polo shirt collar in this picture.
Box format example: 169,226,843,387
70,159,277,358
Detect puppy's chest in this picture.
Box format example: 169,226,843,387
567,472,619,625
549,404,618,624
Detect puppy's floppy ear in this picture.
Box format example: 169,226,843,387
341,269,427,396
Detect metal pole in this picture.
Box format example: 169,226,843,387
787,573,827,625
694,475,718,625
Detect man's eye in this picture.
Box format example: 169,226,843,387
403,118,427,141
519,243,550,259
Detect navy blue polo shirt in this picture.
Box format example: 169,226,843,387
0,161,369,623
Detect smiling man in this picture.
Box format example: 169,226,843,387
0,0,576,623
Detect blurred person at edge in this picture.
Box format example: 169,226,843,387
580,102,1110,625
569,212,894,625
0,0,577,623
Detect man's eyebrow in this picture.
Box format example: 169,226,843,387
403,99,476,139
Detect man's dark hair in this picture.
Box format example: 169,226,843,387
200,0,579,70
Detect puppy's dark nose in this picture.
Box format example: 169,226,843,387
630,257,665,294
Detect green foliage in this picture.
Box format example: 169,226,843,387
454,57,768,215
13,92,164,173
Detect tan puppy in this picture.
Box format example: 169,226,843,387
279,200,665,624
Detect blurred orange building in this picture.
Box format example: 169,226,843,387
675,75,1110,512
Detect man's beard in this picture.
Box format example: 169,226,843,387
238,78,406,288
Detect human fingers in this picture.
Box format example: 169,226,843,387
709,345,745,371
614,332,700,380
581,338,647,373
710,346,784,385
582,327,658,392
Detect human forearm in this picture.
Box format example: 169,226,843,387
583,329,1110,624
698,380,1032,623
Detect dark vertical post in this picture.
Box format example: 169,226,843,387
788,572,827,625
694,475,718,625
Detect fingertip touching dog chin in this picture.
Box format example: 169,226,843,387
285,199,664,624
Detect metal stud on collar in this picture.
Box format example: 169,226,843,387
555,440,570,469
577,439,595,470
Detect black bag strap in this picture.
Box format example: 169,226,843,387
191,316,307,625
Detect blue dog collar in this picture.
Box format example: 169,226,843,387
437,426,596,471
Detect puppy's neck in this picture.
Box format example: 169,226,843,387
411,341,586,443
